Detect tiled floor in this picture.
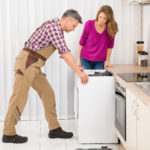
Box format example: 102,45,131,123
0,119,123,150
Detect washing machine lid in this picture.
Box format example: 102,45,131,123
84,69,113,76
75,146,113,150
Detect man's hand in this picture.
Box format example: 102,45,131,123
61,51,88,84
78,71,88,84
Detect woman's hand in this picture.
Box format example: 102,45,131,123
104,61,113,68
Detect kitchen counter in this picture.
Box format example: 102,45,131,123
107,64,150,106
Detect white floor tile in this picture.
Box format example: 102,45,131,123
0,119,122,150
16,121,41,142
61,119,78,139
14,143,40,150
41,141,66,150
65,140,83,150
0,143,14,150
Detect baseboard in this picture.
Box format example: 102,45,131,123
0,117,4,121
57,114,75,120
0,114,75,121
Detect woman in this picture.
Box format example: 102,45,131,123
77,5,118,70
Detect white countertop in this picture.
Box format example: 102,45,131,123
107,64,150,106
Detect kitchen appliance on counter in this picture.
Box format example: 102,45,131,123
118,72,150,82
77,70,118,143
136,41,144,65
115,80,126,141
138,51,148,66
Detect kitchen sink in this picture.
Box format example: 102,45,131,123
135,82,150,96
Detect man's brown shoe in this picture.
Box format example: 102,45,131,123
48,127,73,139
2,134,28,143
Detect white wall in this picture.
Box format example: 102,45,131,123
0,0,142,121
142,6,150,64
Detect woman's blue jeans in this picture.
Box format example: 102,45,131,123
81,57,104,70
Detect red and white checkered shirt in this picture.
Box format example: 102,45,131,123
25,18,70,54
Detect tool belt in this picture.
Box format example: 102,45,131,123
23,47,46,69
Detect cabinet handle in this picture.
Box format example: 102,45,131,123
136,103,139,120
132,100,137,116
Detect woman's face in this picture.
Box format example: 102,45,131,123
97,12,107,26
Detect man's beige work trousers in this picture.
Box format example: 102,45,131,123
3,45,60,135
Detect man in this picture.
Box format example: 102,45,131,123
2,9,88,144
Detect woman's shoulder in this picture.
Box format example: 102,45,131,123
84,20,95,30
85,20,94,25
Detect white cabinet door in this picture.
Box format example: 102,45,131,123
126,89,137,150
137,99,150,150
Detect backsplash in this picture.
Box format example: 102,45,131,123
142,6,150,64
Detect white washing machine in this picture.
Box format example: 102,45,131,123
76,70,118,143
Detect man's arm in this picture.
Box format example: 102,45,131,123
61,51,88,84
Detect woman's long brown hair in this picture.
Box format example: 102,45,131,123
96,5,118,38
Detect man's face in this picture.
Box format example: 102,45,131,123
64,17,79,32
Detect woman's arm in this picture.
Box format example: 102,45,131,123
77,45,83,66
77,21,90,70
77,45,84,71
105,48,113,68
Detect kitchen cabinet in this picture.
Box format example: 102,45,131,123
126,89,137,150
137,99,150,150
126,88,150,150
127,0,150,4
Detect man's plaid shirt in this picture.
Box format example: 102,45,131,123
25,18,70,54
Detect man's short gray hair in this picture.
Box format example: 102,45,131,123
62,9,82,24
